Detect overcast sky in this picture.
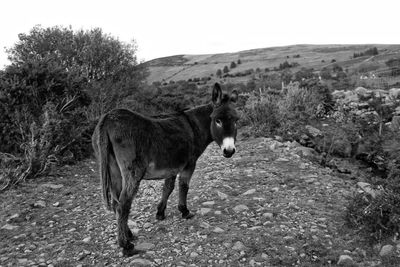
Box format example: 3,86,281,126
0,0,399,68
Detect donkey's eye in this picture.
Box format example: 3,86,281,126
215,119,222,127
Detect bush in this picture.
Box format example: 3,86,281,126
241,93,281,136
346,187,400,242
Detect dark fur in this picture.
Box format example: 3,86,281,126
92,83,239,256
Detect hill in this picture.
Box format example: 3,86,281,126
144,44,400,85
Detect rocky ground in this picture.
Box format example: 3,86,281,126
1,136,399,266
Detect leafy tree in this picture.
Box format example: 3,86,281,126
216,69,222,77
0,25,147,157
230,61,237,68
223,66,229,73
7,26,148,115
237,59,241,64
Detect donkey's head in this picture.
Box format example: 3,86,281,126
210,83,239,158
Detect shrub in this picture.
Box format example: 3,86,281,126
241,93,281,136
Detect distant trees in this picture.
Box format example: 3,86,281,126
386,58,400,76
278,61,299,70
216,69,222,77
223,66,229,73
237,59,241,64
230,61,237,69
353,47,379,58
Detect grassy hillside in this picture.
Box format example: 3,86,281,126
144,44,400,85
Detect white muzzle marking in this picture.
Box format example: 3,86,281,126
221,137,235,152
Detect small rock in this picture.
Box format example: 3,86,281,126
53,202,61,207
17,259,28,264
214,210,222,215
379,244,394,257
213,227,224,233
34,200,46,208
202,201,215,206
271,187,279,192
216,191,228,200
42,183,64,189
6,213,20,223
305,125,323,137
242,189,256,195
190,252,199,258
233,205,249,213
136,243,155,250
199,208,212,215
200,221,210,228
1,224,19,230
263,212,274,220
357,182,381,198
337,255,356,266
275,157,289,162
82,237,91,243
232,241,246,251
130,258,152,266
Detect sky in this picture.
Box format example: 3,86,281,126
0,0,399,68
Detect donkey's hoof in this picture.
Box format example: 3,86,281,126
156,213,166,221
122,247,141,257
182,212,195,220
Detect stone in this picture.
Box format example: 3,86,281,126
216,191,228,200
199,208,212,215
275,157,289,162
190,252,199,258
202,201,215,206
82,237,91,243
263,212,274,220
6,213,20,223
242,189,256,195
233,205,249,213
213,227,224,233
1,224,19,230
357,182,381,198
200,221,210,228
41,183,64,189
232,241,246,251
135,243,155,250
34,200,46,208
294,147,317,159
305,125,323,137
130,258,152,266
337,255,356,266
379,244,394,257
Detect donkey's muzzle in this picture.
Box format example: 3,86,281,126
221,137,236,158
223,148,235,158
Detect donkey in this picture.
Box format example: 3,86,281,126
92,83,239,256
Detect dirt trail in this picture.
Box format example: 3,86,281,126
0,137,383,266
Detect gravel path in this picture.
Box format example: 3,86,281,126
0,137,391,266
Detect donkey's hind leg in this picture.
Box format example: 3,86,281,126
178,164,196,219
115,164,144,256
156,176,177,220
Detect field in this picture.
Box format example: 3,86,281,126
144,44,400,85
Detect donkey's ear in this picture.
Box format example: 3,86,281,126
212,83,222,105
230,90,238,103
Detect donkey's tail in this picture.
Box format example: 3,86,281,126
96,117,113,211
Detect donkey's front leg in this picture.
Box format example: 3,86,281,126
156,175,177,220
178,164,196,219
